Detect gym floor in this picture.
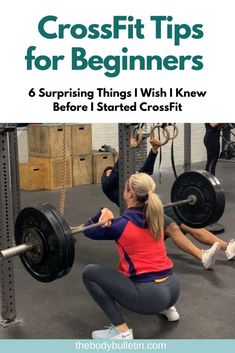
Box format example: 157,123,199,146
0,160,234,339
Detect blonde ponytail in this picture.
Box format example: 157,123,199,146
145,191,163,240
129,173,164,240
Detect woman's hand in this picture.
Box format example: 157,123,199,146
150,138,161,153
98,208,114,227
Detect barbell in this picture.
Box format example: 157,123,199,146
0,170,225,283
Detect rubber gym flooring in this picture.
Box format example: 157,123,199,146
0,160,234,339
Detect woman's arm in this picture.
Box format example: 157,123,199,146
83,210,127,241
138,138,161,175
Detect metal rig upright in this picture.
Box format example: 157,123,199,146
0,125,20,326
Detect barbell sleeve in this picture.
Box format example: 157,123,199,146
164,195,197,208
0,243,34,260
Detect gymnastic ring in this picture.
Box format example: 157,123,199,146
163,124,179,140
130,126,143,148
149,124,170,146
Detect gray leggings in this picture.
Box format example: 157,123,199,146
82,264,180,326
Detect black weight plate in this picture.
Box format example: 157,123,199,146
171,170,225,228
15,205,73,282
207,174,226,225
42,203,75,277
33,204,71,280
206,223,225,235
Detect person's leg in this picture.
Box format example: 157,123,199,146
82,265,180,329
180,224,235,260
204,134,220,175
165,223,202,260
83,264,134,339
165,223,221,269
206,151,218,175
83,264,130,327
180,224,227,250
164,208,222,268
205,147,212,172
209,145,220,175
180,224,227,248
204,134,211,172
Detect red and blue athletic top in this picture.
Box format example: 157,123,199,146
84,207,173,282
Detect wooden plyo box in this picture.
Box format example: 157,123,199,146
19,164,44,191
92,151,115,184
28,124,71,158
72,155,93,186
29,157,72,190
71,124,92,156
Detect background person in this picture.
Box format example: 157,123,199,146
204,123,221,175
101,139,235,271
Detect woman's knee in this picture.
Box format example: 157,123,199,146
165,222,181,237
82,264,101,282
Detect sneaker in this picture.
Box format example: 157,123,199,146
201,242,221,269
225,239,235,260
92,325,133,339
160,306,180,322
